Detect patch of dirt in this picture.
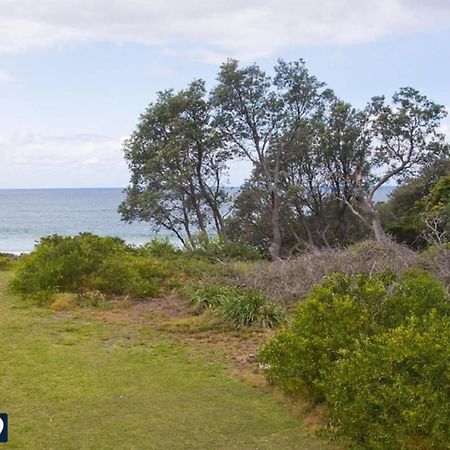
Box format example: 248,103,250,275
90,295,270,375
93,295,191,324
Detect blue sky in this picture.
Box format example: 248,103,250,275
0,1,449,188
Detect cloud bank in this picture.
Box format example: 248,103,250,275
0,133,128,188
0,0,449,61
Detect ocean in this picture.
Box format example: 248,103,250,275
0,186,394,254
0,188,168,254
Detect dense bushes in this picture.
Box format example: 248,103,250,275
326,313,450,449
186,284,284,328
11,234,260,304
12,234,170,298
261,271,450,447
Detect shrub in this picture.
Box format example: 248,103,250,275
0,254,12,271
260,273,383,401
12,233,170,298
378,269,450,328
140,238,180,258
260,271,450,402
12,234,128,294
93,253,169,298
186,283,284,328
325,313,450,449
186,235,264,261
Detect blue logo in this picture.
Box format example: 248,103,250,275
0,414,7,443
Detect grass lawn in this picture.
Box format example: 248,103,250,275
0,272,332,450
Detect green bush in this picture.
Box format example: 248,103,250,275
12,233,169,298
140,238,180,258
186,235,264,261
186,283,284,328
93,253,169,298
260,271,450,402
378,270,450,328
260,273,380,401
0,254,12,271
325,313,450,449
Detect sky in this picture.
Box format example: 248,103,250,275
0,0,450,188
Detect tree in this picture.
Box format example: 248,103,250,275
119,80,230,248
344,87,448,243
379,158,450,248
279,98,369,247
213,59,329,259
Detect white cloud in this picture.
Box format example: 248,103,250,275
0,69,14,82
0,132,129,187
0,1,449,61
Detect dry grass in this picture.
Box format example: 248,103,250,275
238,240,420,303
421,246,450,291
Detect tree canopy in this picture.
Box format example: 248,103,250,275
120,59,449,258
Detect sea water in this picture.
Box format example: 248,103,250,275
0,188,166,254
0,186,393,254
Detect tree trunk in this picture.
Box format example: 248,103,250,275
359,196,391,244
353,168,391,245
269,192,282,260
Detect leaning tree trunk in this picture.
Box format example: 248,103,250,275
358,196,391,244
353,168,391,245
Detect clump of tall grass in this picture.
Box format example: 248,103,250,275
186,283,284,328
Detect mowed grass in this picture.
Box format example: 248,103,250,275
0,272,331,450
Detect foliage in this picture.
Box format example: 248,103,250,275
140,238,180,258
185,283,234,311
213,59,330,259
11,233,170,298
380,159,450,248
260,273,383,401
93,252,169,297
121,57,449,255
423,175,450,244
219,290,284,328
261,271,450,403
185,235,264,261
119,80,230,247
0,253,13,271
377,269,450,328
186,283,284,328
325,313,450,449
